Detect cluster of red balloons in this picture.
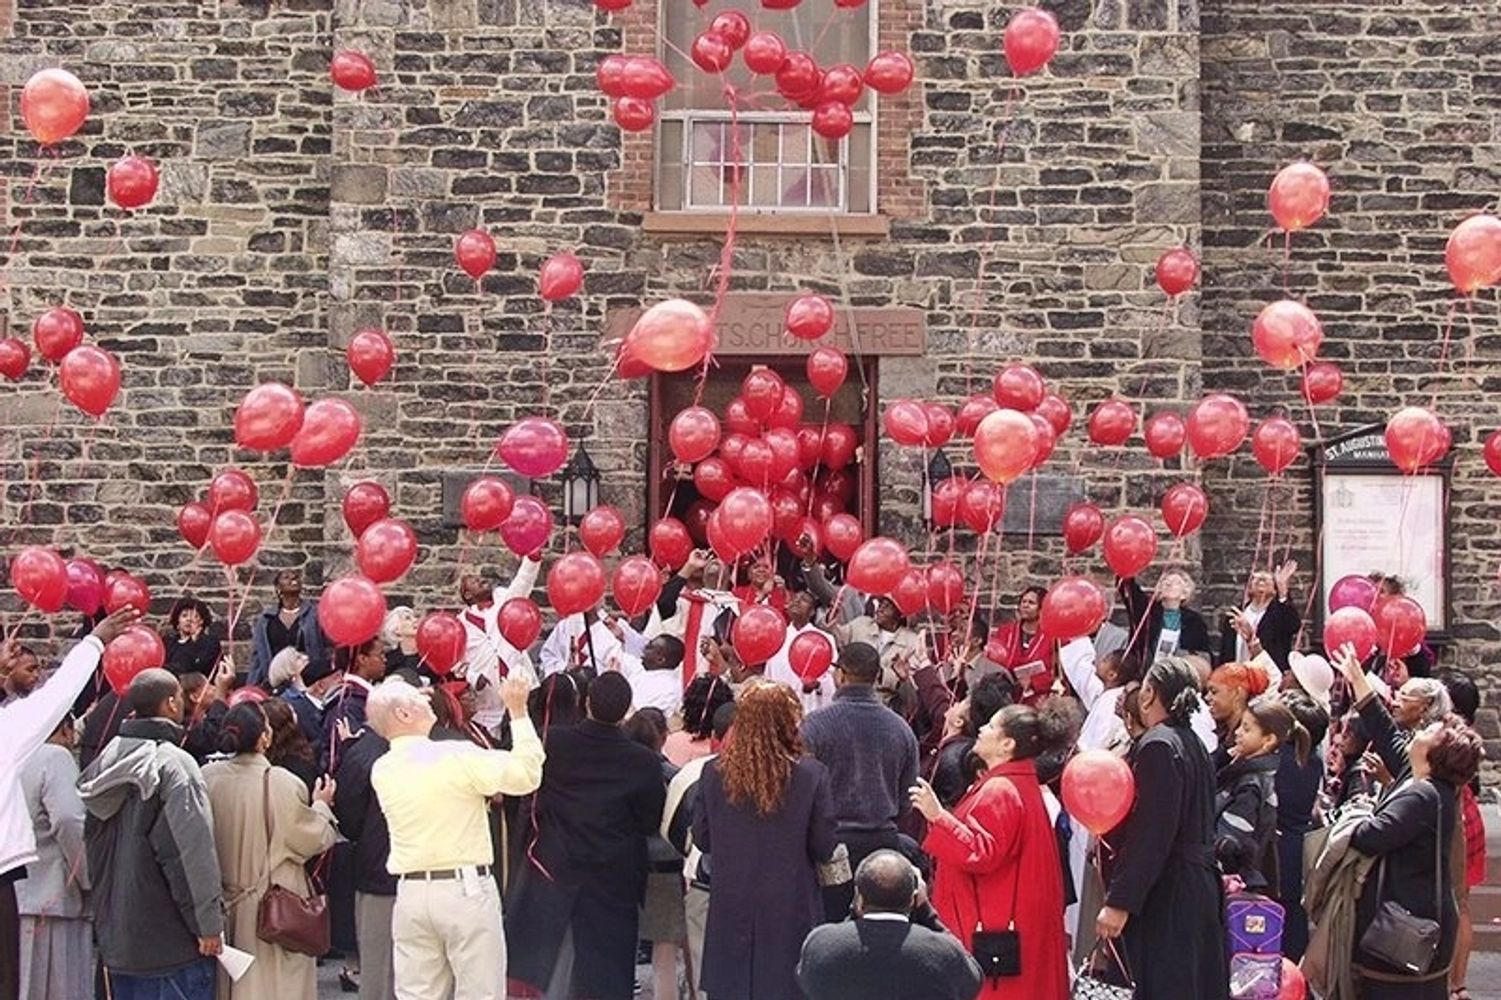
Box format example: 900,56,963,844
3,304,124,415
595,54,675,133
233,382,363,467
1324,591,1427,663
173,469,264,566
458,473,554,559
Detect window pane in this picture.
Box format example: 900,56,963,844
690,163,723,207
845,123,871,213
808,167,840,208
750,166,780,207
656,119,685,211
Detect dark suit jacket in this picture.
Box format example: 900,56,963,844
1217,597,1300,671
797,916,984,1000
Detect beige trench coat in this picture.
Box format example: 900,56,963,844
203,755,338,1000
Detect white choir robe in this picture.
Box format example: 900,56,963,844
764,622,838,716
648,588,742,683
458,557,541,730
539,612,627,677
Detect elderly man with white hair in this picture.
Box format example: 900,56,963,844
368,675,542,1000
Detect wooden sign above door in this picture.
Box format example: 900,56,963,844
604,293,926,357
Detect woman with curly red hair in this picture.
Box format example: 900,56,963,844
692,681,837,1000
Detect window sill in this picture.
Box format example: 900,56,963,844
642,212,890,238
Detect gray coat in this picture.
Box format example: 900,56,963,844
79,717,224,976
15,743,89,918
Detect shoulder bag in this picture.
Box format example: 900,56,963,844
971,866,1023,981
1357,787,1442,975
255,768,331,957
1072,935,1134,999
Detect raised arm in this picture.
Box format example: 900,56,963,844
0,608,134,762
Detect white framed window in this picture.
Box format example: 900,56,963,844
656,0,877,214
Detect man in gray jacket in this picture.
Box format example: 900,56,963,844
79,668,224,999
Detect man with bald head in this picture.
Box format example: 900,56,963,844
798,850,982,1000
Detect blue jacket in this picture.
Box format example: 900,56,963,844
249,601,328,687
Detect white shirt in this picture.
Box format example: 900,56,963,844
764,622,837,716
1059,637,1127,754
619,654,683,716
1236,603,1268,663
459,557,541,729
1190,704,1218,753
539,612,625,677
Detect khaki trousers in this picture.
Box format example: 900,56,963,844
684,885,709,1000
392,877,505,1000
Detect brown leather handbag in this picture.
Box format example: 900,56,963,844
254,769,331,957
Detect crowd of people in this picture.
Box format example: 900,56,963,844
0,556,1488,1000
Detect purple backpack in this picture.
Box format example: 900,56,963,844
1226,893,1285,1000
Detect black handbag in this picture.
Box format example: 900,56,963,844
972,867,1023,980
1358,790,1443,975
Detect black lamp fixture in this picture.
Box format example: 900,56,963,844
561,443,601,523
923,448,953,526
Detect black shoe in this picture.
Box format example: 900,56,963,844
339,967,360,994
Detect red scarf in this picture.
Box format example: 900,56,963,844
681,592,710,689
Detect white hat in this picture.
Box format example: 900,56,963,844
1288,652,1334,711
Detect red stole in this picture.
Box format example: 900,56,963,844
681,591,711,689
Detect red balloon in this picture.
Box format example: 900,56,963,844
178,502,213,549
1301,362,1343,405
106,155,158,209
723,399,759,437
209,510,261,566
620,57,675,100
454,229,496,279
32,307,84,363
819,64,863,106
789,517,822,561
65,558,105,615
103,626,166,696
959,480,1005,534
743,31,788,74
208,469,258,514
775,53,820,101
955,394,1000,437
824,513,864,562
539,253,584,302
763,428,800,485
235,382,305,451
1103,516,1158,579
1003,6,1061,76
732,605,788,666
20,68,89,146
355,517,417,583
734,438,776,488
1328,574,1379,613
1144,412,1186,459
1324,606,1377,663
1486,429,1501,477
789,630,835,683
709,10,751,48
1445,214,1501,294
347,329,395,386
461,476,516,532
291,398,362,467
847,537,910,596
344,482,393,537
1373,595,1426,656
500,495,553,557
1159,482,1208,538
579,506,626,557
10,547,69,612
595,0,631,11
1087,399,1136,446
973,409,1038,484
497,417,569,478
1062,503,1105,555
889,569,928,618
1186,393,1250,459
806,347,848,397
649,517,695,570
786,293,835,341
931,475,967,529
811,101,853,140
767,387,805,430
705,508,737,563
1028,413,1056,468
883,399,929,447
923,404,955,448
794,426,824,470
104,573,152,616
742,369,787,423
318,575,388,647
694,456,737,502
670,406,722,464
1035,393,1071,437
1041,576,1108,641
925,562,965,615
597,54,630,96
993,364,1045,411
627,299,714,372
1156,248,1199,297
612,556,663,617
548,553,607,616
416,612,466,677
1385,406,1448,473
1252,417,1301,475
1278,958,1308,1000
613,96,656,132
59,346,120,417
864,51,914,94
0,338,28,380
1252,300,1323,370
717,487,774,555
330,50,377,91
1061,750,1136,836
1268,162,1330,232
820,424,858,471
498,598,543,651
692,31,734,73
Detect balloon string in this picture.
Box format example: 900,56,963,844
1282,229,1292,296
224,565,239,664
805,398,833,519
1430,297,1459,411
540,302,553,416
963,86,1022,398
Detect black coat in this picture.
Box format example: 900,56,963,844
1118,578,1212,664
797,916,984,1000
694,755,838,1000
1103,722,1228,999
1213,752,1280,892
1216,598,1300,671
1350,776,1457,979
319,681,370,773
332,731,395,896
164,632,222,677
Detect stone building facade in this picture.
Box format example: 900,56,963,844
1,2,1497,744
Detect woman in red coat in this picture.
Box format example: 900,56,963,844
911,699,1073,1000
985,586,1057,703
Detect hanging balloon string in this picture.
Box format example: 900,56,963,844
539,301,554,416
1245,483,1272,601
1430,298,1460,411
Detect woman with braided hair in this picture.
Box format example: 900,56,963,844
1097,656,1228,999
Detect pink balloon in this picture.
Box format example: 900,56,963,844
20,68,89,146
889,569,928,618
1035,393,1072,437
330,50,378,91
823,513,864,562
318,575,387,646
1268,162,1330,232
1372,595,1426,656
626,299,714,372
1155,248,1198,297
883,399,930,447
461,476,515,532
1252,300,1323,370
742,369,787,423
347,329,395,386
1062,750,1136,836
291,398,362,467
1041,577,1107,641
864,51,914,95
0,337,29,381
650,518,694,571
1062,503,1104,554
956,394,1000,437
500,495,553,557
1328,574,1379,613
1385,406,1448,473
992,364,1044,411
846,537,910,596
959,480,1005,534
455,229,496,279
1301,362,1343,405
497,417,569,478
106,155,159,209
234,382,305,452
1324,606,1377,663
1252,417,1301,475
65,558,106,615
1003,6,1060,76
717,487,774,555
208,469,258,514
343,482,392,538
789,630,835,682
1159,482,1208,538
612,556,663,617
1186,394,1249,459
59,345,121,417
1087,399,1136,446
973,409,1038,484
732,605,788,666
416,612,466,677
103,572,151,616
547,552,607,616
807,347,847,397
355,517,417,583
925,562,966,615
1445,213,1501,294
32,307,83,363
1144,412,1186,459
743,31,788,75
178,502,213,549
578,506,626,557
498,598,543,650
209,510,262,566
103,625,166,694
